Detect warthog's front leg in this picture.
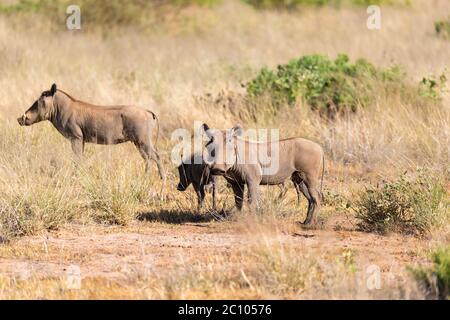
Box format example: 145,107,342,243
212,179,217,211
70,138,84,161
194,184,206,211
230,182,245,212
247,179,260,211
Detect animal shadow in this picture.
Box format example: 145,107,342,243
292,232,315,238
137,209,221,224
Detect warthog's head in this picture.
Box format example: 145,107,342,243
17,83,57,126
176,163,190,191
201,123,243,175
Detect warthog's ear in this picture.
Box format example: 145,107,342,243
231,124,243,137
201,123,212,138
50,83,57,95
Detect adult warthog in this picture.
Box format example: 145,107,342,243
17,84,165,180
201,123,324,224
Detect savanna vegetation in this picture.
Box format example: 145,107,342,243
0,0,448,299
409,246,450,299
246,54,406,114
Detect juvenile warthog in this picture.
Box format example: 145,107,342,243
17,84,165,180
201,123,324,224
177,153,217,210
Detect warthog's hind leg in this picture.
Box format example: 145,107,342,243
136,142,166,201
302,177,320,225
291,173,306,206
292,172,320,225
149,147,165,182
135,142,151,173
135,142,165,181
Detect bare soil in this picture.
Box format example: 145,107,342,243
0,219,430,283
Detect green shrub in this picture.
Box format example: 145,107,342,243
354,171,447,236
409,246,450,300
419,72,447,101
246,54,403,115
0,0,221,29
435,18,450,39
0,0,44,14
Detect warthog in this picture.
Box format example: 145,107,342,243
201,123,324,224
177,153,217,210
17,84,165,180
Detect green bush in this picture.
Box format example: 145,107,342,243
409,246,450,300
0,0,222,28
0,0,44,14
435,18,450,39
354,171,447,236
419,72,448,101
246,54,403,114
0,0,409,30
0,0,408,16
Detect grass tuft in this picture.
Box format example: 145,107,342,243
409,246,450,300
354,170,448,236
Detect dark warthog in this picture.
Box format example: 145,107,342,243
201,123,324,224
177,153,217,210
17,84,165,180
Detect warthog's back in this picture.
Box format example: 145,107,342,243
239,137,323,184
73,103,154,145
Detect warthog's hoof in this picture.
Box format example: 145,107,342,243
296,218,319,230
208,209,228,221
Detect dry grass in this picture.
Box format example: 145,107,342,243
0,223,427,299
0,0,449,299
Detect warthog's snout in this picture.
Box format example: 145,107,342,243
177,183,187,191
17,114,27,126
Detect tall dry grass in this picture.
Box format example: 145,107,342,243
0,0,448,299
0,0,449,238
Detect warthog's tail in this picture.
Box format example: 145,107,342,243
147,110,160,150
320,151,325,202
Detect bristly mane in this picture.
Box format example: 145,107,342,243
57,89,78,101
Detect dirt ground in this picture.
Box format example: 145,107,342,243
0,215,433,298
